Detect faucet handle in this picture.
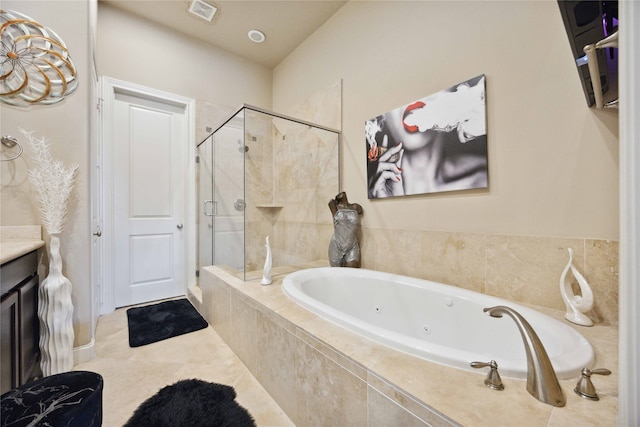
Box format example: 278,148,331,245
471,360,504,390
574,367,612,401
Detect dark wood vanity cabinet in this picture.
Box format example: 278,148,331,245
1,251,40,394
1,291,20,393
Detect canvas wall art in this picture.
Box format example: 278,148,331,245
366,74,488,199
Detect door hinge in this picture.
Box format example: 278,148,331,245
96,97,104,112
195,155,200,163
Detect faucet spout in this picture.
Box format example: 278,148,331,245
484,305,566,407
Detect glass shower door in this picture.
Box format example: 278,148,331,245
197,112,246,280
196,134,214,281
211,115,245,274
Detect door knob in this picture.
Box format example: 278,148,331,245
93,231,102,237
177,223,183,229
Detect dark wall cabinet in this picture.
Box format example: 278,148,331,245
1,251,40,394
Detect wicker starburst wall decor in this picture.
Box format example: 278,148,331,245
0,9,78,107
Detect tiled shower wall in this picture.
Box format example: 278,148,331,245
244,110,274,271
270,120,338,267
244,112,339,272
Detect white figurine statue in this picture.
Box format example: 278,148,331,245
261,236,272,285
559,248,594,326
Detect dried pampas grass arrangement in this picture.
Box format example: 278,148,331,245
23,130,79,234
23,129,79,375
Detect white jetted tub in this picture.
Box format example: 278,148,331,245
282,267,594,379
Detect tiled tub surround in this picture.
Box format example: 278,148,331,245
244,226,619,326
359,229,619,326
200,264,618,427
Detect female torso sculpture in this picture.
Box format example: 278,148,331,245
328,192,363,268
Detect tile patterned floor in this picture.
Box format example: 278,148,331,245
74,302,294,427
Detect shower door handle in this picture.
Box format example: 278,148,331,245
203,200,213,217
203,200,216,217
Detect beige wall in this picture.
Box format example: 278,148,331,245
0,1,93,347
98,3,272,110
273,0,619,240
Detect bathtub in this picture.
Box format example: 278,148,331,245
282,267,594,380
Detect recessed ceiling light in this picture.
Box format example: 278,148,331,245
248,29,266,44
188,0,217,23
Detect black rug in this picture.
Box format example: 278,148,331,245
123,379,256,427
127,299,208,347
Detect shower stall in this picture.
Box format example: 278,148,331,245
196,105,341,281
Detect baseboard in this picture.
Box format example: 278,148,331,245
73,338,96,365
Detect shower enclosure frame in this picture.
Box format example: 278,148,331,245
197,104,341,281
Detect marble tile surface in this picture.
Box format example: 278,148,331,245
359,227,619,326
295,336,368,426
74,301,294,427
418,230,488,293
0,225,42,240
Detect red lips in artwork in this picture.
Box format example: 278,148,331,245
402,101,426,133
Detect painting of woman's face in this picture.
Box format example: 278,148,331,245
365,75,488,199
385,106,440,151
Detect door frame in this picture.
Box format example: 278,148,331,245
619,1,640,422
98,76,196,314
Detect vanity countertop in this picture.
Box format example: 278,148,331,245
0,226,45,265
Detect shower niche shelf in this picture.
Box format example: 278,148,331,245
256,204,283,209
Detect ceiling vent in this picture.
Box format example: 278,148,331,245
188,0,217,23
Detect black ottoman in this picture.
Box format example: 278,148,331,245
1,371,103,427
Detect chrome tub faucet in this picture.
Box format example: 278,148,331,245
484,305,566,407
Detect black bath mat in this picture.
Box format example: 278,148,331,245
127,299,208,347
123,379,256,427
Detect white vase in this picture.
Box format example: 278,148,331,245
38,233,75,375
261,236,272,285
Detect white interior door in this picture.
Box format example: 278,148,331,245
112,91,187,308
